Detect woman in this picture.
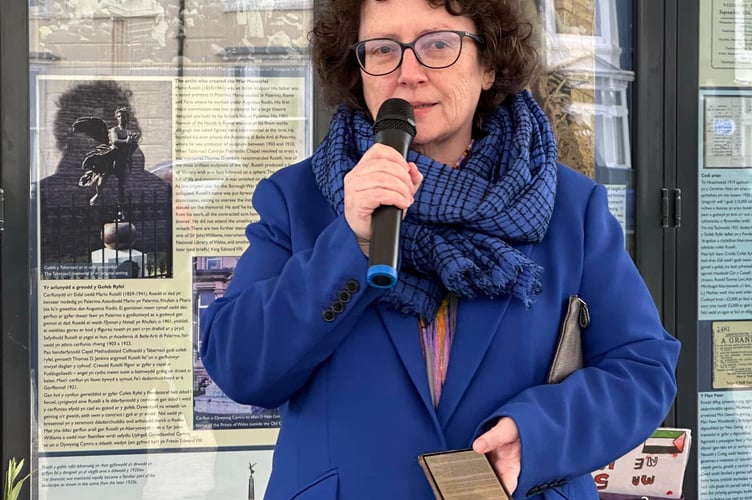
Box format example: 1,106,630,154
200,0,680,498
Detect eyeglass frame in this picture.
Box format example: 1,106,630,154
351,30,485,77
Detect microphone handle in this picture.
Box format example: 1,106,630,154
367,205,402,288
374,128,411,158
366,124,413,288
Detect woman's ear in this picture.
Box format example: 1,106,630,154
482,67,496,90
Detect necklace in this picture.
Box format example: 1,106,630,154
455,139,475,168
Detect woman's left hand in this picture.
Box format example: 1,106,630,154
472,417,521,494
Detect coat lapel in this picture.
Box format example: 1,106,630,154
376,307,440,423
436,293,511,428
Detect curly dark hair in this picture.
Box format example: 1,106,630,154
310,0,540,123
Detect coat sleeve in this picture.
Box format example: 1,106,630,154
199,176,384,408
475,184,680,498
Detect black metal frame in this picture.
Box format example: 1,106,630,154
1,1,32,499
635,2,699,498
634,3,700,498
674,1,700,498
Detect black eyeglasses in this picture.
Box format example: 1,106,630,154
352,30,484,77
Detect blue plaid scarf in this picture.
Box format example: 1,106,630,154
313,90,557,318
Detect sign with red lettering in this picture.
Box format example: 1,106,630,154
591,428,691,498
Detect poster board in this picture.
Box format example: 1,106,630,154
32,69,310,500
28,1,313,497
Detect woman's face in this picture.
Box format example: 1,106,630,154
359,0,495,165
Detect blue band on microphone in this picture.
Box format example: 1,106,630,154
367,264,398,289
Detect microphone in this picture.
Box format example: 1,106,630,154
367,98,416,289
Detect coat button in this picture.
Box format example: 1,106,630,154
332,300,345,313
338,290,351,303
345,279,359,293
322,309,336,322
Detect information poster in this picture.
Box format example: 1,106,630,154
33,69,309,499
699,0,752,86
28,1,313,498
697,5,752,486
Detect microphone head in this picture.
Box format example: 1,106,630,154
374,98,416,138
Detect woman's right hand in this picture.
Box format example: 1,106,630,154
343,143,423,255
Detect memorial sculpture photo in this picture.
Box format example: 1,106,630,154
38,80,173,279
74,106,142,276
75,105,140,209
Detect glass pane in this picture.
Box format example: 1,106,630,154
553,0,596,35
29,1,312,498
532,0,635,254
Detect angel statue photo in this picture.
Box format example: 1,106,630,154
75,105,140,210
37,80,173,280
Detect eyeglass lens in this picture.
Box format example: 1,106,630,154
356,31,465,76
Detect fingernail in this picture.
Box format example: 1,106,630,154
473,437,487,453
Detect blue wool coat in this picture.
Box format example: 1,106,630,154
200,159,680,500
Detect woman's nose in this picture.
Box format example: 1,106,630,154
397,48,427,85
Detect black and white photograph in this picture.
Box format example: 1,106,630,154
36,78,174,280
192,256,281,430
